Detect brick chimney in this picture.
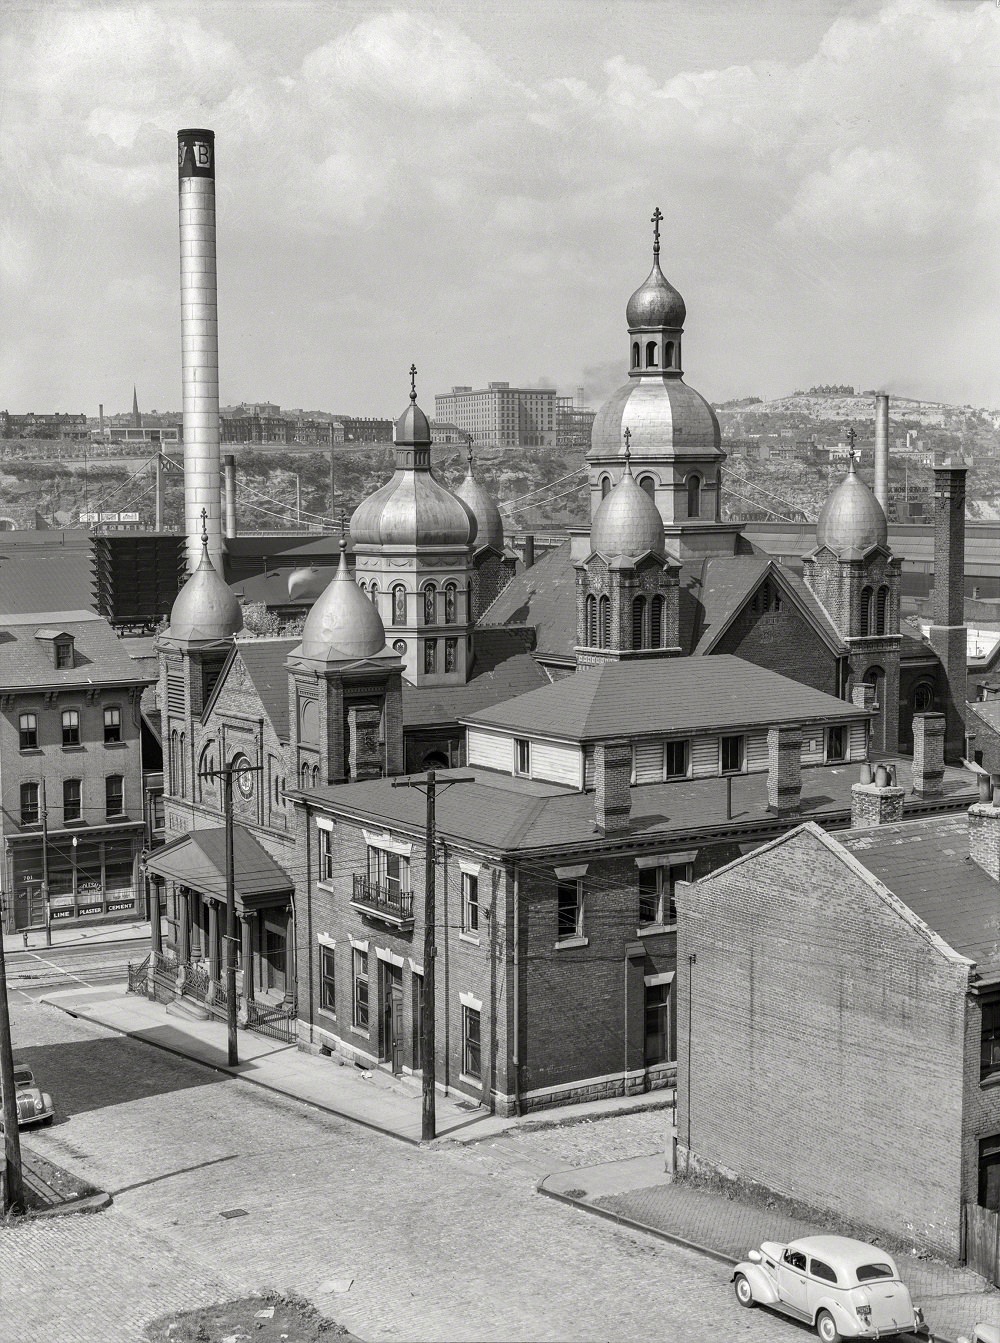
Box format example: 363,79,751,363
928,456,968,764
594,739,632,832
851,764,904,828
969,775,1000,881
911,712,945,796
767,724,802,814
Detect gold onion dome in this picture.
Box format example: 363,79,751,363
168,527,243,643
350,370,477,549
454,450,504,552
298,543,386,661
590,447,666,557
815,458,888,555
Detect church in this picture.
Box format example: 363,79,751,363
144,213,974,1109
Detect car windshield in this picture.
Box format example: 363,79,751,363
855,1263,895,1283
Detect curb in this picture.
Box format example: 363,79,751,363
535,1178,956,1343
28,1191,113,1219
42,997,423,1149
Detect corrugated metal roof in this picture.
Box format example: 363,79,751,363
839,813,1000,974
463,655,866,742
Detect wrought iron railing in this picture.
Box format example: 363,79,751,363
245,998,298,1044
351,874,415,925
126,953,150,995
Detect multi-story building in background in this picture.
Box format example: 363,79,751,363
435,383,557,447
1,411,89,441
221,404,339,446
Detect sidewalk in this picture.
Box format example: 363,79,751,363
3,919,154,954
39,982,670,1147
539,1159,1000,1343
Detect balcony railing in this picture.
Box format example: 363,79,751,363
351,874,415,929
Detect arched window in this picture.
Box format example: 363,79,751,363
170,730,179,794
913,681,934,714
860,586,873,634
423,584,437,625
864,666,884,709
444,582,457,624
359,580,367,594
392,584,406,624
599,595,611,649
645,340,658,368
638,475,656,500
651,595,664,648
586,594,597,645
875,584,889,635
311,765,319,788
631,596,646,650
664,340,674,369
631,342,640,369
368,580,378,607
686,474,701,518
300,762,310,789
198,744,215,801
600,475,612,499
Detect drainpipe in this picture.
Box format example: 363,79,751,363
623,948,629,1099
512,860,521,1117
304,800,314,1046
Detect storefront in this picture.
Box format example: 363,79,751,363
3,825,144,931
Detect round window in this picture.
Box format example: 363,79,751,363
392,638,407,655
234,756,254,799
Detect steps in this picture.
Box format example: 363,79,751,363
165,995,210,1022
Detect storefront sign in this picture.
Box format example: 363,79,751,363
50,908,74,920
106,899,135,913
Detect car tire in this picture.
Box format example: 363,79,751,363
815,1310,842,1343
733,1274,754,1308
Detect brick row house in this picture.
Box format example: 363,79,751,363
674,748,1000,1259
0,610,155,931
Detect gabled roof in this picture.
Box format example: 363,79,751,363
0,610,157,691
477,539,578,661
691,557,844,657
463,655,866,744
202,637,299,741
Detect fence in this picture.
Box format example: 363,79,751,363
245,998,298,1044
126,954,149,995
965,1203,1000,1283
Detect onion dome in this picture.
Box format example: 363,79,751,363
298,542,386,661
168,528,243,644
454,450,504,552
815,458,888,555
589,378,720,460
350,369,477,549
627,206,686,329
590,447,665,557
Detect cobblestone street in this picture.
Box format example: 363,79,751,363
0,999,799,1342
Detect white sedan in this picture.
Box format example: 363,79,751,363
732,1234,930,1341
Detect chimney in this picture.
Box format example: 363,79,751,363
522,534,535,570
911,711,945,796
178,128,223,573
874,393,889,515
969,774,1000,881
223,453,237,538
98,403,105,435
594,739,632,832
928,455,968,763
851,764,904,828
767,724,802,814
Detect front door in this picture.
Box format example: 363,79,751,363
381,963,403,1073
263,921,286,995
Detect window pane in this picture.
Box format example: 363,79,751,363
665,740,688,779
464,1006,481,1079
353,949,369,1029
320,946,336,1013
638,868,660,924
557,880,580,938
721,735,744,773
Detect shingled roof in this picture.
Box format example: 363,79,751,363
0,610,156,691
229,638,299,742
462,655,866,743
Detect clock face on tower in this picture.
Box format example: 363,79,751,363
233,754,254,799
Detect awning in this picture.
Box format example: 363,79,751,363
146,825,292,911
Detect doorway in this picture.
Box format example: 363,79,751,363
412,972,424,1072
262,919,286,996
381,961,404,1074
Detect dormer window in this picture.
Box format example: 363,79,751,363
34,627,75,670
515,738,531,777
55,639,73,668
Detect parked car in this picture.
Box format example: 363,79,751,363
0,1064,55,1127
958,1330,1000,1343
732,1234,929,1340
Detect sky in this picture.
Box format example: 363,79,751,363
1,0,999,417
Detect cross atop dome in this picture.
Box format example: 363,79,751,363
409,363,418,402
651,206,663,257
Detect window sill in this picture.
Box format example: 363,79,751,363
103,741,128,749
981,1071,1000,1090
350,1025,370,1040
459,931,480,946
318,1007,337,1024
637,923,677,938
61,744,84,753
554,935,589,951
459,1072,482,1089
19,747,42,756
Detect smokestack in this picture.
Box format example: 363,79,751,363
874,393,889,515
223,453,237,538
177,128,223,572
928,455,968,763
98,403,104,436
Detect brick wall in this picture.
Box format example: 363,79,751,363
675,824,970,1255
961,995,1000,1214
714,600,837,696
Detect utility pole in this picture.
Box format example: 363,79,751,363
40,779,50,948
0,901,25,1214
329,442,336,521
392,769,474,1140
295,474,301,528
199,757,264,1068
154,450,163,532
